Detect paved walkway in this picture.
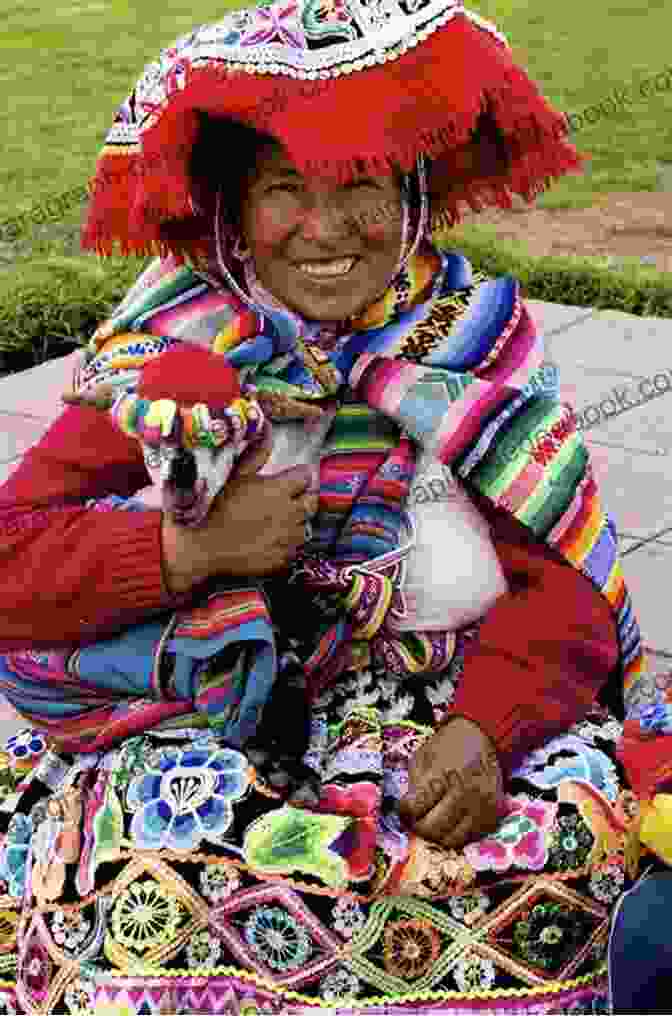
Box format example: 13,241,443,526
1,299,671,739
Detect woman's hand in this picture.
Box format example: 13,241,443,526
399,716,505,850
162,423,319,594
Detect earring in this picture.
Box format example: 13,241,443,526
231,234,252,261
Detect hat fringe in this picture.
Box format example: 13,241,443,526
81,13,587,259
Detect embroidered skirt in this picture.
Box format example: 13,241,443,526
0,590,659,1016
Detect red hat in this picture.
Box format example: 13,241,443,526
137,345,241,411
81,0,585,262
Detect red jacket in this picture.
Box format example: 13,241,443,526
0,401,620,775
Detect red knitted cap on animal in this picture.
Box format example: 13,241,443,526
136,345,241,411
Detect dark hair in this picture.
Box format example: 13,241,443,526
161,107,511,254
189,113,277,230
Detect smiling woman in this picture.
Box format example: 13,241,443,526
0,1,664,1014
187,115,406,322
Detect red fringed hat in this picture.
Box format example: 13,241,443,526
81,0,587,262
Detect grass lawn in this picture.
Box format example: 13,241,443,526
1,0,672,352
2,0,671,221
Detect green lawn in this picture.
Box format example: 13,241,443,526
1,0,671,327
2,0,672,222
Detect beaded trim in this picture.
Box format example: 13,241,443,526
110,389,265,451
123,0,512,155
184,1,508,80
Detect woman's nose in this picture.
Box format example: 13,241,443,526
297,193,355,242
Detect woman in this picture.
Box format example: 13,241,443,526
0,0,668,1012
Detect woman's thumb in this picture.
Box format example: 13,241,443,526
232,420,274,478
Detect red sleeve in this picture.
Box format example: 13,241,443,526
0,404,197,652
447,486,621,777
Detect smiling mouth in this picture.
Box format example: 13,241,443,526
295,257,360,280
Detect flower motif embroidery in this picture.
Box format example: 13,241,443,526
0,813,32,899
453,953,496,992
332,896,366,938
199,863,241,903
548,813,594,871
464,795,557,873
382,918,441,980
240,1,305,48
111,879,184,955
511,901,593,973
320,967,360,1000
589,860,626,903
127,746,250,851
244,906,312,972
6,731,46,764
22,940,52,1002
187,927,222,968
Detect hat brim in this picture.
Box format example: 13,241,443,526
81,12,587,259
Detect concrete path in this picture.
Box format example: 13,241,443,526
1,299,671,740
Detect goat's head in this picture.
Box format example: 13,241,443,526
62,382,265,527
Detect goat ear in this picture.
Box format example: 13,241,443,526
61,383,117,411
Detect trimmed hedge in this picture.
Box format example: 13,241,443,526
1,227,672,372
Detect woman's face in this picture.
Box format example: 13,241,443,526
238,140,404,321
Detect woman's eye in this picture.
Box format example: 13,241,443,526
268,183,300,193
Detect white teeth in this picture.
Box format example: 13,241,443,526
299,258,356,276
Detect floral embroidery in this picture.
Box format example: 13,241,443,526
453,953,496,992
239,0,305,47
571,718,623,744
6,731,46,764
186,927,222,967
199,863,241,902
243,806,350,887
548,813,594,871
31,785,84,905
22,940,52,1002
51,910,91,952
464,796,557,873
244,906,312,971
589,860,626,903
332,896,366,938
447,891,491,926
382,918,441,980
512,736,619,802
127,746,250,851
111,880,184,955
0,814,32,898
511,902,594,974
320,967,360,1001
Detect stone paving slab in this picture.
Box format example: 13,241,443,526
0,415,47,465
0,348,81,422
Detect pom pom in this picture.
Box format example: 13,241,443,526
137,344,241,410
